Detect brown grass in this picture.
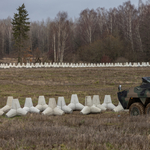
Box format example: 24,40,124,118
0,67,150,149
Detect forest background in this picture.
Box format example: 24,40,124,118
0,0,150,63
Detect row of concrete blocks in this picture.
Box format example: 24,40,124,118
0,62,150,69
0,95,124,117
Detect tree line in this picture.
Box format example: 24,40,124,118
0,0,150,63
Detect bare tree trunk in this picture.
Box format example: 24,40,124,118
60,42,65,62
128,10,134,52
2,23,5,54
53,34,56,62
60,29,68,62
109,14,112,35
8,26,12,54
136,23,143,52
57,23,61,62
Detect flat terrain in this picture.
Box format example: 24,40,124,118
0,67,150,149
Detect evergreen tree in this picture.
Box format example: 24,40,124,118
12,3,30,62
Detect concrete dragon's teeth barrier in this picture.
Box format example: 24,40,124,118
92,95,106,111
1,96,13,113
0,109,4,116
102,95,116,110
113,102,124,112
35,96,48,111
0,93,127,118
57,97,73,113
42,98,64,115
0,62,150,69
68,94,84,110
23,98,40,113
80,96,101,115
6,99,28,118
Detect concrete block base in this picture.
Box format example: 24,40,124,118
1,96,13,112
57,97,72,113
68,94,84,110
81,96,101,115
113,102,124,112
42,98,64,115
35,96,48,111
6,99,28,118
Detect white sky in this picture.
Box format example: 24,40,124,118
0,0,148,22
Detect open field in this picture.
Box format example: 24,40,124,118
0,67,150,149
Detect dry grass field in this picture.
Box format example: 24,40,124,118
0,67,150,149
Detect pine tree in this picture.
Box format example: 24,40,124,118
12,3,30,63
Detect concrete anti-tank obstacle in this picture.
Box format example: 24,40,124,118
22,63,25,68
42,98,64,115
1,96,13,113
102,95,116,110
9,63,12,68
49,62,52,67
35,63,39,68
6,99,28,118
92,95,106,111
80,96,101,115
35,96,48,111
5,63,9,68
23,98,40,113
113,102,124,112
0,109,4,116
68,94,84,110
57,97,73,113
0,64,4,69
30,63,33,68
16,63,22,68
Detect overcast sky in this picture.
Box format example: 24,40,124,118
0,0,148,22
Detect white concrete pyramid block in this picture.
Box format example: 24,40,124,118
42,98,64,115
3,64,6,69
35,63,39,68
1,96,13,112
102,95,116,110
129,62,132,67
68,94,84,110
113,102,124,112
6,64,10,69
84,63,87,67
0,64,3,68
23,98,40,113
48,62,52,67
6,99,28,118
97,63,100,67
26,63,32,68
17,63,22,68
52,62,55,67
22,63,25,68
57,97,72,113
147,62,150,67
93,95,106,111
87,63,91,67
80,96,101,115
12,63,16,68
31,63,35,68
40,63,44,67
9,63,12,68
35,96,48,111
